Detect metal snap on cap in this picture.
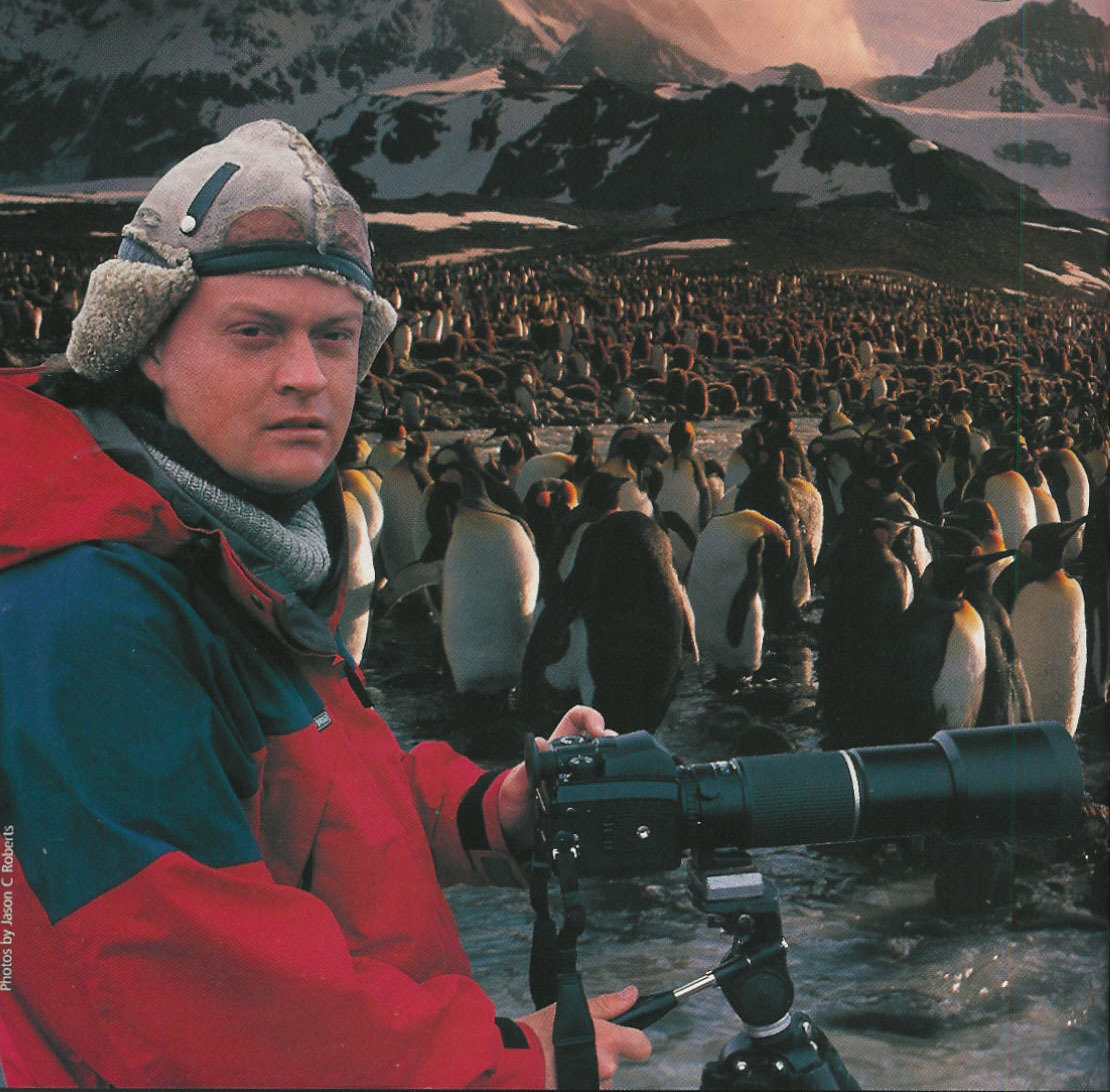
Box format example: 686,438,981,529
180,214,198,234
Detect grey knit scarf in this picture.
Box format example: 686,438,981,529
145,446,332,593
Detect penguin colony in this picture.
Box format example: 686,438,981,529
325,258,1107,755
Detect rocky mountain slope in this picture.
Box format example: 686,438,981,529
858,0,1108,113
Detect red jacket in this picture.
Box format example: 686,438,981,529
0,371,545,1088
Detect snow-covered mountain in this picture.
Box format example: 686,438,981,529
858,0,1108,114
308,79,1049,216
0,0,1103,219
854,0,1109,220
0,0,737,184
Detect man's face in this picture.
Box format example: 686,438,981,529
140,274,363,492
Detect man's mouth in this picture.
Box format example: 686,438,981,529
267,417,328,431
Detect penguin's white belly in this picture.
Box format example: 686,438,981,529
716,484,738,515
787,478,823,566
656,467,701,531
618,479,653,516
932,601,986,730
687,512,773,674
657,465,702,577
379,474,425,576
1031,485,1060,526
691,581,762,675
557,521,592,584
937,459,959,510
338,491,375,664
1060,451,1090,560
724,455,751,493
543,617,593,703
986,472,1036,550
441,513,539,693
969,430,991,461
1012,575,1086,735
515,452,574,498
827,453,853,515
907,518,932,582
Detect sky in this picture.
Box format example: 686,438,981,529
691,0,1110,87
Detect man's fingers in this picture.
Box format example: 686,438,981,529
588,985,639,1020
551,704,610,740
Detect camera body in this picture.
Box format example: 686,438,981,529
528,731,686,876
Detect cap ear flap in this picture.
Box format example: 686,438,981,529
358,294,398,380
66,258,197,381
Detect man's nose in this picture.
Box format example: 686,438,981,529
275,333,328,392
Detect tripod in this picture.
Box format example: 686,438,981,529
612,849,860,1090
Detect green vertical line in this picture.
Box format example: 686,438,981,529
1003,10,1030,1090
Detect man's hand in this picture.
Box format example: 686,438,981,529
517,985,652,1089
498,705,614,854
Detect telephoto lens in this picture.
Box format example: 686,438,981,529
529,722,1083,878
685,721,1083,852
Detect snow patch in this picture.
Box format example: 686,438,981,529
616,237,734,255
0,178,154,202
496,0,572,54
761,122,904,208
654,85,712,101
367,210,576,231
1024,261,1110,294
380,68,505,97
1024,221,1083,234
398,246,532,266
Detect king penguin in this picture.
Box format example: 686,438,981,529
366,416,407,480
440,465,540,700
686,510,791,686
1039,435,1090,562
994,517,1088,735
599,426,667,516
338,489,375,665
341,467,384,557
733,444,809,629
522,509,696,734
890,550,999,742
655,419,713,580
378,432,432,582
818,518,915,749
965,445,1037,551
909,522,1029,731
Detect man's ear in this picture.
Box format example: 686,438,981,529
138,346,165,390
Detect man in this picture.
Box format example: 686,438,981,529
0,119,649,1088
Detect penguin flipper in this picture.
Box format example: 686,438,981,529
521,599,573,699
377,559,444,614
726,538,765,648
659,509,699,554
991,559,1020,613
678,583,699,662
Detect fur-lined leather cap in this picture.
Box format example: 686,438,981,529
67,119,396,380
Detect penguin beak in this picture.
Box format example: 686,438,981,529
970,548,1016,567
